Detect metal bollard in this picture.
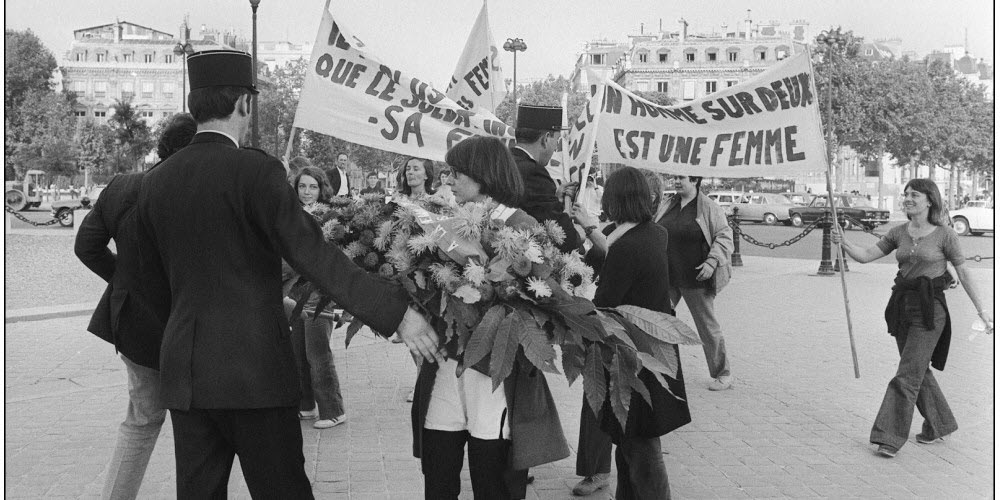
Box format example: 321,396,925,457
730,207,743,267
817,212,836,276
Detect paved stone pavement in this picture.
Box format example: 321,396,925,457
4,256,994,499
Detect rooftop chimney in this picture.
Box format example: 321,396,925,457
745,10,752,40
679,18,688,43
640,22,644,35
114,18,122,43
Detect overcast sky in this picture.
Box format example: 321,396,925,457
5,0,995,86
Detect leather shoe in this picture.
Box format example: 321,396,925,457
708,375,733,391
572,473,609,496
915,432,945,444
876,445,897,458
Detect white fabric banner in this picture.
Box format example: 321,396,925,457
544,92,570,184
293,8,514,161
444,1,507,114
594,51,826,178
568,86,605,207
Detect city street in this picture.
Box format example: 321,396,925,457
4,230,995,499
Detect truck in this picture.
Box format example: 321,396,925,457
4,170,47,211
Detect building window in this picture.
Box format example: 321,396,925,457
75,52,85,62
162,112,171,117
728,50,739,62
144,53,154,63
656,81,669,93
726,80,738,87
142,81,154,98
590,53,605,65
73,110,87,117
638,52,647,63
121,81,134,99
140,111,154,118
705,81,717,94
756,48,767,61
165,54,174,63
94,81,107,98
71,81,87,93
590,84,598,96
123,53,133,62
685,52,695,62
636,81,650,91
658,51,669,63
163,82,176,97
94,111,106,118
707,52,717,61
96,52,106,62
683,81,696,100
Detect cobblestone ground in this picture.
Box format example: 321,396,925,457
4,237,995,498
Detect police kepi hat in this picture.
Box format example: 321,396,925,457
516,105,564,131
187,50,259,94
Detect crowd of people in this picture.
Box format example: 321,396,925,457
72,47,992,500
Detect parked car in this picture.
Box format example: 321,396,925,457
707,191,746,214
787,193,890,230
951,201,994,236
731,193,798,225
51,185,105,227
784,192,815,206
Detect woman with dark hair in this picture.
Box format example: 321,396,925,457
412,136,568,500
833,179,992,458
572,167,691,499
656,175,735,391
398,157,435,197
282,163,346,430
435,169,456,205
156,113,197,161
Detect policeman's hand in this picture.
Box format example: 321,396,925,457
571,203,598,228
396,307,445,364
557,181,580,199
695,261,716,281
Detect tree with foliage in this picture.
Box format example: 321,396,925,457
5,29,61,179
7,89,79,179
494,75,589,126
75,119,115,181
107,99,154,173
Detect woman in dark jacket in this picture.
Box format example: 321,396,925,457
833,179,992,458
573,166,691,499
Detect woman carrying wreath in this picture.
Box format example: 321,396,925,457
833,179,993,458
573,167,691,499
411,136,569,500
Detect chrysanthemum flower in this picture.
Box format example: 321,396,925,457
526,277,552,298
452,203,487,241
387,247,414,272
429,262,460,289
343,241,366,260
524,241,544,264
373,220,394,251
407,233,438,254
463,262,487,286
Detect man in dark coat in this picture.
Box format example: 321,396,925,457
326,153,352,196
136,50,442,498
511,105,582,253
75,112,195,499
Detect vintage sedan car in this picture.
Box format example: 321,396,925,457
51,185,105,227
731,193,798,225
951,201,994,236
784,192,814,206
787,193,890,230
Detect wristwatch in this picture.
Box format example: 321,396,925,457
584,225,598,237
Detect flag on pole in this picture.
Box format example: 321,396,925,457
444,1,507,114
544,92,571,184
293,6,514,161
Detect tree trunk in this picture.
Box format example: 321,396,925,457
950,164,960,209
876,152,885,210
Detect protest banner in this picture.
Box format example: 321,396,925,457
293,5,514,162
444,1,507,114
594,51,826,178
567,85,605,208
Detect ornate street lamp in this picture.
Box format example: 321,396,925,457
250,0,261,148
173,41,194,113
502,37,527,124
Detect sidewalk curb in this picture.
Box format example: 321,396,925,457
5,303,96,323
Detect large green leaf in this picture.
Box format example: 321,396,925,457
635,353,686,402
607,347,632,430
616,305,701,345
461,305,506,374
619,345,650,407
490,312,521,391
560,343,586,386
518,310,559,374
597,311,634,350
582,345,607,418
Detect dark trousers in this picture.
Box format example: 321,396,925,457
615,437,670,500
170,406,314,499
870,300,958,450
575,397,612,477
421,429,526,500
290,314,345,419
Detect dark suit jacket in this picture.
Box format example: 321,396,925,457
75,172,170,369
588,222,691,441
511,147,582,253
326,167,351,196
137,132,409,410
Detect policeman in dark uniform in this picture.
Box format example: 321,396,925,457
511,105,582,253
136,50,443,498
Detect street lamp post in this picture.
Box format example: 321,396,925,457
173,41,194,113
250,0,261,148
502,38,526,124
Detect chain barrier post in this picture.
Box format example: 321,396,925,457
817,212,836,276
730,207,743,267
